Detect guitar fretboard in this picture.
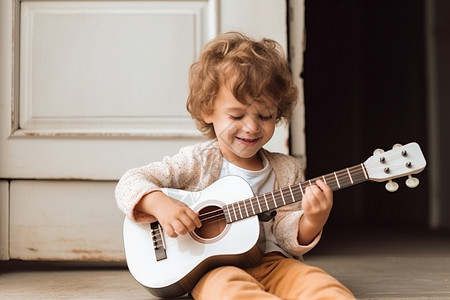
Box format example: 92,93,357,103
222,163,369,223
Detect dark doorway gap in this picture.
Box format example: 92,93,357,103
303,1,429,229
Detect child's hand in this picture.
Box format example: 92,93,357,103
297,180,333,245
137,191,202,238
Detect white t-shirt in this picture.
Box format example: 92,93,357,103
219,152,291,258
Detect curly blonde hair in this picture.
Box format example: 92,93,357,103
186,32,298,139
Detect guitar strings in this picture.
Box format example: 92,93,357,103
164,152,411,229
196,164,370,223
155,150,414,243
192,166,362,223
155,172,354,244
198,209,225,222
231,150,408,221
200,212,225,223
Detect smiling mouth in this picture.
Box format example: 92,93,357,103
237,137,260,143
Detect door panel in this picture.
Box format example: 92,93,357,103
18,1,206,135
10,180,124,261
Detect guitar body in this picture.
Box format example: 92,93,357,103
123,176,266,298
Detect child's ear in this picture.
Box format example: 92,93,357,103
201,111,213,124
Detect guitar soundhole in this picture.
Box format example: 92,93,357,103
192,205,227,242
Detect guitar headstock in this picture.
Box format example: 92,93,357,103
364,142,426,192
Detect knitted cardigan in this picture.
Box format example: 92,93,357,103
115,140,321,258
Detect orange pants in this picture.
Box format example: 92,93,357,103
191,252,355,300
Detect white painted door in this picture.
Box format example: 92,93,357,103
0,0,300,261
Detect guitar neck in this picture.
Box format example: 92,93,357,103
223,163,369,223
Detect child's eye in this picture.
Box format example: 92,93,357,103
259,115,273,121
229,115,244,120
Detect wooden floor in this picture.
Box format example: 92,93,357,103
1,226,449,299
307,226,450,299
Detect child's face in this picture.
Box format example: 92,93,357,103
203,84,276,169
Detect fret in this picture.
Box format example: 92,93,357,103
271,191,277,208
288,186,295,203
347,168,354,184
334,172,341,188
263,194,270,210
238,200,244,218
298,182,304,196
361,163,369,179
280,189,286,206
249,198,256,215
232,202,238,222
237,201,243,219
243,199,249,217
322,175,327,185
256,195,263,213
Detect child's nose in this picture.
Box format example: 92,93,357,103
243,116,260,133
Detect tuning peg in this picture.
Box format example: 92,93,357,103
405,175,419,188
373,148,384,155
392,143,403,149
385,180,399,192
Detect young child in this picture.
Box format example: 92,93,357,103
116,32,355,299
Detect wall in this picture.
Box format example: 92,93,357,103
303,0,433,229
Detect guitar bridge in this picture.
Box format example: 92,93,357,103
150,222,167,261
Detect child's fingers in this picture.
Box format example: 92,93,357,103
163,223,177,238
303,181,333,211
177,212,200,233
315,180,332,199
185,208,202,228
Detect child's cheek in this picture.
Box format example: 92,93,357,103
223,121,238,134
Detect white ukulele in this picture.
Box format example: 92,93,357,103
123,142,426,298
